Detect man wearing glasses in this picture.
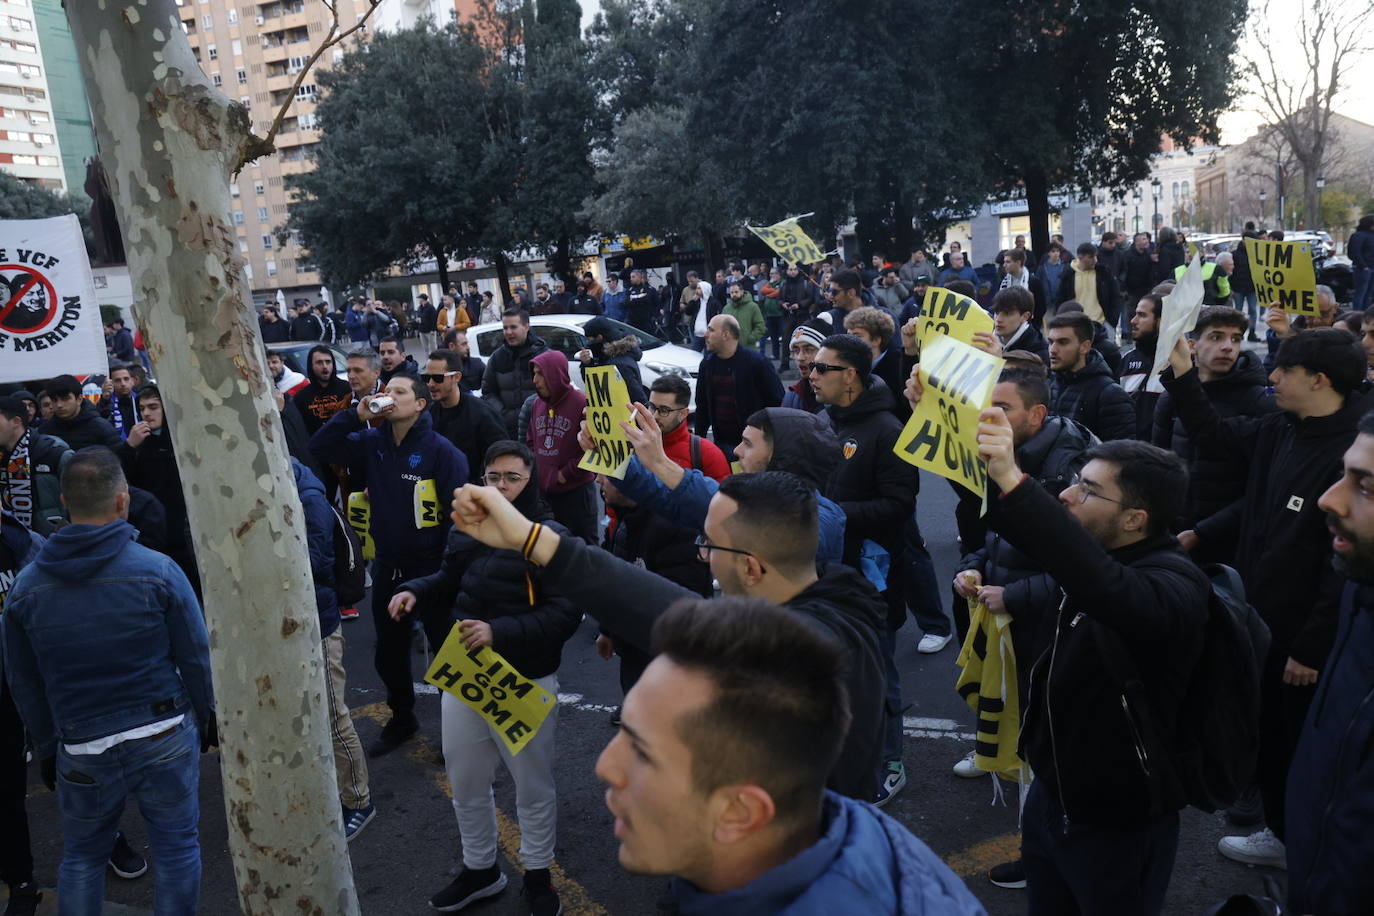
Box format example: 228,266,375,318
645,376,730,482
424,349,506,484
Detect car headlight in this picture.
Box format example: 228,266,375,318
645,362,689,378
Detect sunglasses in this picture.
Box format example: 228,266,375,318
421,372,458,383
808,362,852,375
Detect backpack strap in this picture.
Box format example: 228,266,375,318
689,434,703,472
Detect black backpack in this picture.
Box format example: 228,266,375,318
1097,562,1271,812
328,503,367,607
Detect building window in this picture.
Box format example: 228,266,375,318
232,210,244,225
207,43,217,60
237,69,247,84
295,83,316,102
244,264,253,281
238,239,248,253
227,8,237,23
287,55,308,74
266,260,277,277
211,73,222,86
297,112,317,130
261,234,272,250
239,95,250,109
229,182,239,197
231,39,242,56
257,206,268,221
202,14,212,29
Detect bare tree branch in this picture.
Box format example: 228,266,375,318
232,0,381,173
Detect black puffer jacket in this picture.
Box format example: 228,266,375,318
1092,321,1123,378
1049,349,1135,441
1151,351,1276,530
1121,246,1156,298
822,378,919,563
606,503,712,598
481,333,550,437
1152,240,1187,285
400,490,578,680
961,416,1097,672
1162,367,1372,666
39,401,118,451
994,479,1209,827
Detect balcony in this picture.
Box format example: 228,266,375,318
260,10,310,34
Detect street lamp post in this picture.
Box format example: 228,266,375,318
1259,188,1268,227
1133,186,1142,234
1316,175,1326,228
1150,177,1162,230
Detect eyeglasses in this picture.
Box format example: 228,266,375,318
809,362,852,376
483,472,528,486
421,372,458,383
693,535,757,564
1064,473,1131,507
649,404,687,417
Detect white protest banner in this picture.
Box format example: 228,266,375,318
1148,255,1206,388
0,215,107,382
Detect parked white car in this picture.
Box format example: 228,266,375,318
466,314,702,408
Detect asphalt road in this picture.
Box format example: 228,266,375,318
10,462,1290,916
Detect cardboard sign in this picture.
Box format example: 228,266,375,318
1244,237,1318,316
345,491,375,560
576,365,634,478
1148,255,1206,387
746,217,827,266
0,214,108,382
893,335,1004,496
918,287,995,350
424,633,556,756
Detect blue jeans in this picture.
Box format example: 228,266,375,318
1236,289,1259,333
879,627,903,766
1354,267,1373,312
57,719,201,915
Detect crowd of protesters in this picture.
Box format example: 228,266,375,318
2,213,1374,915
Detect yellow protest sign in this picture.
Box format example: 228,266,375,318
413,478,442,528
424,631,556,756
893,334,1004,496
1244,237,1319,316
577,365,634,478
746,217,827,266
345,491,375,560
917,287,994,349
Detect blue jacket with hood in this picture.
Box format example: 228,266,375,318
309,408,468,568
3,519,214,756
291,459,339,639
672,792,986,916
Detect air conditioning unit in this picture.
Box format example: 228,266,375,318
255,14,264,24
27,116,38,125
24,94,36,103
20,72,30,80
33,141,43,148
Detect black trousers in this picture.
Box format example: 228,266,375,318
1257,643,1316,840
0,682,34,888
548,481,600,545
1022,781,1179,916
370,559,450,719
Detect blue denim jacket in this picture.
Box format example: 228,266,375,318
3,519,214,756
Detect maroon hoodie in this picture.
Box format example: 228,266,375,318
529,350,592,495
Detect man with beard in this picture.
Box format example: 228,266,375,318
293,346,352,436
1287,416,1374,914
782,322,828,413
289,300,324,341
100,364,141,442
482,310,549,438
1119,293,1165,440
424,349,504,484
377,336,418,385
39,376,118,451
1152,308,1275,549
259,305,290,343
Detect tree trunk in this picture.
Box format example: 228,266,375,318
432,235,451,294
1024,166,1051,262
65,6,360,913
494,250,513,304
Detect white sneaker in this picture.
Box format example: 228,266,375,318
918,632,953,654
1218,828,1287,869
952,750,985,778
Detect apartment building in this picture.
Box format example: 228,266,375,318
0,0,65,189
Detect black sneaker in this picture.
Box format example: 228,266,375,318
523,869,561,916
369,713,419,758
4,882,41,916
109,832,148,879
429,866,506,912
988,859,1026,889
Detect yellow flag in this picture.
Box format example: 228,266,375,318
345,490,375,560
577,365,634,478
893,335,1003,497
955,595,1023,778
746,217,827,266
424,631,557,756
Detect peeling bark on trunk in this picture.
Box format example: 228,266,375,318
65,5,359,913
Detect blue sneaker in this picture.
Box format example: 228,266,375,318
343,803,376,842
874,761,906,808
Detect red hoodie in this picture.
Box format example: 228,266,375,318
529,350,593,495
